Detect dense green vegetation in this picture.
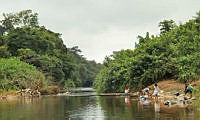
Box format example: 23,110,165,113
0,58,45,90
0,10,102,91
94,11,200,93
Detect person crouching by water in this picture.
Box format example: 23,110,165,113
153,83,160,100
138,90,147,101
184,83,193,99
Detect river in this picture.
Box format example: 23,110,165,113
0,88,200,120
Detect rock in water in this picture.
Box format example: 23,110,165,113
170,100,177,105
173,92,180,96
184,97,188,100
164,101,170,105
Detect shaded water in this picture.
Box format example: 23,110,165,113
0,89,200,120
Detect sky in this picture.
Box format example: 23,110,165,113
1,0,200,63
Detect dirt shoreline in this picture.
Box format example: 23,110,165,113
1,79,199,103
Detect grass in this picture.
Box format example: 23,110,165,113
0,89,18,96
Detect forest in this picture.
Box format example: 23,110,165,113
94,11,200,93
2,10,200,94
0,10,102,92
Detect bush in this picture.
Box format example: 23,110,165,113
39,85,59,95
94,11,200,93
0,58,46,90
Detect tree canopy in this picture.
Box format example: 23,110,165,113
0,10,102,91
94,10,200,93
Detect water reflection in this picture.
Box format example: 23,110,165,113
64,96,104,120
0,96,65,120
125,97,130,105
154,101,160,120
0,95,199,120
97,96,199,120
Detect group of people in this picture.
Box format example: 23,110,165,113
136,82,194,100
138,83,160,100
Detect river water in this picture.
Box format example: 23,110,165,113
0,88,200,120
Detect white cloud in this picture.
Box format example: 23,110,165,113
1,0,200,63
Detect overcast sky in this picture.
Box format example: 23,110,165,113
1,0,200,63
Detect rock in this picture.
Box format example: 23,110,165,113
164,101,170,105
1,95,7,100
179,94,185,97
170,100,177,105
184,96,188,100
191,97,196,100
173,92,180,96
186,100,192,104
164,100,178,106
160,90,164,93
65,91,71,94
31,90,41,97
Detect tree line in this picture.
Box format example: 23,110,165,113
0,10,102,91
94,11,200,93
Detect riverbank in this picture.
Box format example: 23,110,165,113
145,79,200,100
0,85,60,101
129,79,200,109
1,79,199,102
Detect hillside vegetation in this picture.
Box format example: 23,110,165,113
0,10,102,91
94,11,200,93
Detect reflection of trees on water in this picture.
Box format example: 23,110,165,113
0,96,200,120
64,96,103,119
0,96,65,120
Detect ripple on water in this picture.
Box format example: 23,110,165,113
0,93,199,120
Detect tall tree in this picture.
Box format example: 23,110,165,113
159,20,176,34
194,11,200,24
1,10,38,32
0,10,103,89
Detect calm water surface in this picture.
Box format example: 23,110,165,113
0,89,200,120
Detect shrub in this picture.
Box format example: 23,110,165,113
0,57,46,90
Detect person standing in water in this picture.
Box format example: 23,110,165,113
153,83,160,100
125,88,130,95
